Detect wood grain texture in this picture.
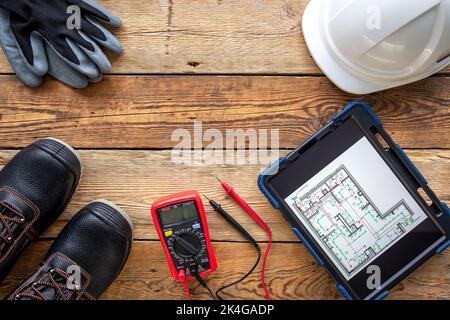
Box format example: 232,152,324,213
0,0,448,300
0,75,448,149
1,149,448,242
0,0,448,75
0,241,448,300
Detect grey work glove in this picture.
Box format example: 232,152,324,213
0,0,123,88
1,0,123,78
0,8,101,88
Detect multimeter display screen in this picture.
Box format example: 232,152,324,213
158,201,199,226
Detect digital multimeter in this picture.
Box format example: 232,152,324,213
151,191,217,280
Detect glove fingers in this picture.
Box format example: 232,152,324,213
80,0,122,27
13,31,48,75
60,38,101,79
0,9,42,87
84,16,123,55
5,12,48,74
77,31,112,73
45,42,89,89
26,32,48,76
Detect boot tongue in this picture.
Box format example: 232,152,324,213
33,283,58,300
40,288,56,300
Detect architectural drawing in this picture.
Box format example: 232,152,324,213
291,166,419,277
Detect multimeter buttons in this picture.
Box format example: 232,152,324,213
173,232,201,258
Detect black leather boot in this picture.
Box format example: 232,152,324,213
0,138,82,283
8,200,134,300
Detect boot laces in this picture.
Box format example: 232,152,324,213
14,268,80,300
0,205,25,247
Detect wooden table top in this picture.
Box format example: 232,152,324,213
0,0,448,300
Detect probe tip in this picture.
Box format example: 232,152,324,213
202,194,211,201
215,176,222,183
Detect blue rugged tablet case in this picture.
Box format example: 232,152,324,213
258,100,450,300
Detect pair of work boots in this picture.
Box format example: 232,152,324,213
0,138,133,300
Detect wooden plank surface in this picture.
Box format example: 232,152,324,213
1,241,448,300
0,75,448,149
1,149,448,242
0,0,448,301
0,0,449,75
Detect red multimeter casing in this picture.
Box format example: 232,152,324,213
151,191,217,280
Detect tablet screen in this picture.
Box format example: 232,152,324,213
285,136,428,280
268,117,445,299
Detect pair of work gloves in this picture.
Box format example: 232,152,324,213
0,0,123,88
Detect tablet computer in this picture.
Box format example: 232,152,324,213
258,100,450,300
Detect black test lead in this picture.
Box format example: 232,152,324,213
203,194,261,300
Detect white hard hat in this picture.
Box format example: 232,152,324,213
302,0,450,94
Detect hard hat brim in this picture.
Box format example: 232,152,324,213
302,0,389,95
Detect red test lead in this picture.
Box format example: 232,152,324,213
178,269,191,300
216,177,272,300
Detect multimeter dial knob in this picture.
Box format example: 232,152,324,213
173,233,202,258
